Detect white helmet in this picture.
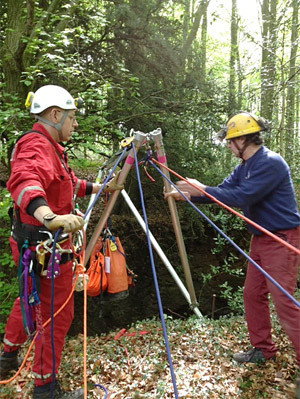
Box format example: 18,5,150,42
28,85,77,114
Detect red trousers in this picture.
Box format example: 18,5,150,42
3,260,74,386
243,227,300,364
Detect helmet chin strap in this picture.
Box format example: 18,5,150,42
231,139,248,161
35,110,68,142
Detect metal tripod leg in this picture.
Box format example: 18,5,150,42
151,129,199,309
84,131,147,266
84,128,200,315
121,189,202,318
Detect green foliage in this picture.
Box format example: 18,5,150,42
0,188,13,247
0,82,32,166
0,188,17,333
197,207,248,315
0,0,299,333
219,283,244,314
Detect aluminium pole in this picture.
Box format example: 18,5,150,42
83,169,103,232
83,148,130,231
121,189,202,318
84,132,147,266
150,129,199,309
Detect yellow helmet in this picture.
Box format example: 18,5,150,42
217,112,269,141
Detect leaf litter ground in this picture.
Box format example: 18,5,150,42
0,315,298,398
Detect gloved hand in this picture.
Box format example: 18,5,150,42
103,171,124,193
43,213,84,233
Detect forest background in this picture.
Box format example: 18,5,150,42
0,0,299,336
0,0,300,397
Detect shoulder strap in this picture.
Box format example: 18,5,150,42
15,129,50,144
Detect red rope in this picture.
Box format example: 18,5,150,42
152,158,300,256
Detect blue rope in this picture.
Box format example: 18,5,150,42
18,241,30,336
132,144,179,399
49,228,62,399
149,159,300,309
94,384,108,398
18,148,126,397
83,147,128,220
46,149,127,397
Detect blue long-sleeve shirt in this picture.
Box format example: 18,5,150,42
191,146,300,234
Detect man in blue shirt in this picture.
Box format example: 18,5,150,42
166,112,300,396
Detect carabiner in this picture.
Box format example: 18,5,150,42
121,136,134,148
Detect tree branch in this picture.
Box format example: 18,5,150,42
180,0,210,63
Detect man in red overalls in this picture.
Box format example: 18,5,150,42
0,85,105,398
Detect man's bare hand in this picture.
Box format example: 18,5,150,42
164,187,191,201
176,179,206,197
164,178,206,201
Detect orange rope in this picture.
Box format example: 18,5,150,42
0,274,79,385
153,158,300,256
77,252,88,399
1,234,88,396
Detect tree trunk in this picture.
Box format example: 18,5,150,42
2,0,27,97
260,0,277,147
228,0,238,114
180,0,209,66
199,3,208,83
284,0,298,164
3,0,80,97
183,0,191,42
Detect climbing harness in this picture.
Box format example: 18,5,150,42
35,232,73,278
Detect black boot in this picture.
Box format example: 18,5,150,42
233,347,275,364
32,381,84,399
0,350,20,377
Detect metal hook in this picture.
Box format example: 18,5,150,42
55,241,72,254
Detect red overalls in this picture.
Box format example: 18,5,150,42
3,123,87,385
